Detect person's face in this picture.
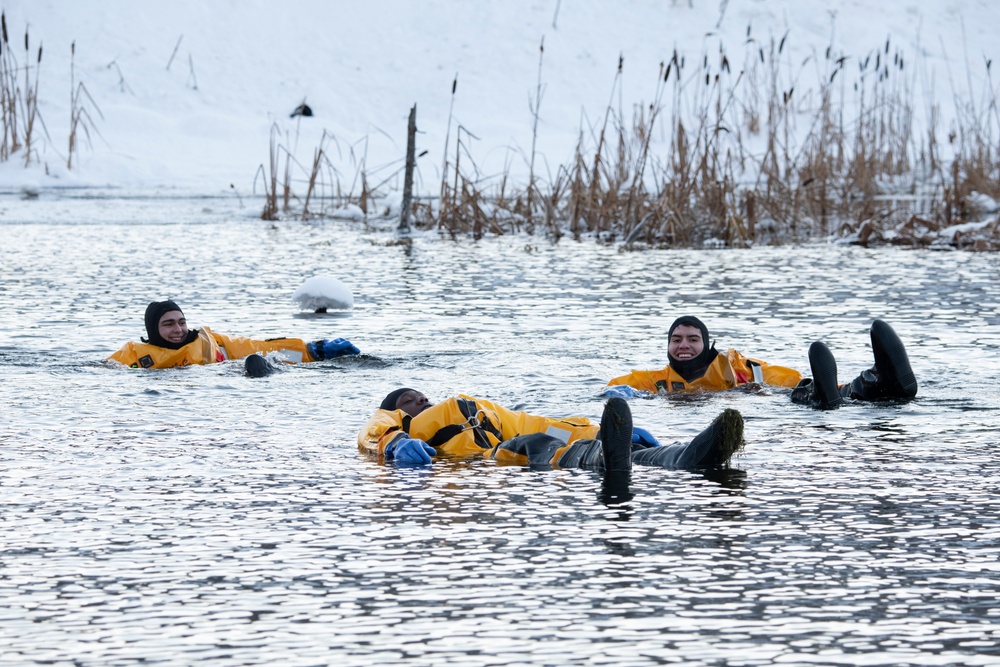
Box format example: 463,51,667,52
395,390,432,418
158,310,189,345
669,324,704,360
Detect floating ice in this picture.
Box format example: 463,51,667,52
292,275,355,312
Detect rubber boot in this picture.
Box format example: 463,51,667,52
598,397,633,473
789,341,843,409
555,397,633,472
841,319,918,401
244,353,274,378
631,408,744,469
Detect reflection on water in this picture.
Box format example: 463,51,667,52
1,194,1000,665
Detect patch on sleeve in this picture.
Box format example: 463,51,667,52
138,355,154,368
280,349,303,364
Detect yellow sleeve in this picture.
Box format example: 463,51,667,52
729,349,803,388
211,332,317,363
607,368,668,393
107,342,141,366
357,409,409,457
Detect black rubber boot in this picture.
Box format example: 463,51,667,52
631,408,744,469
842,319,918,401
555,398,633,472
244,353,274,378
599,397,633,473
789,341,843,409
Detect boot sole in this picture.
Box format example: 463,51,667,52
871,319,917,398
808,341,843,408
599,397,633,472
693,408,745,467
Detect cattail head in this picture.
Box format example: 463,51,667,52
2,13,7,45
451,75,457,94
37,43,41,63
24,29,27,52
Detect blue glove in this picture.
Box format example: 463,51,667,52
308,337,361,360
385,437,436,464
603,385,642,399
631,426,661,447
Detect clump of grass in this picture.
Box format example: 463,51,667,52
0,14,101,171
68,40,103,170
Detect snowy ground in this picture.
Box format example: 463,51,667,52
1,0,998,198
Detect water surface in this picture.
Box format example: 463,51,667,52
1,193,999,665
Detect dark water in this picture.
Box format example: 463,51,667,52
1,194,999,666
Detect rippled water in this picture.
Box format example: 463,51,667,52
2,193,1000,666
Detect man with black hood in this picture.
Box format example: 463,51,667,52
107,299,360,370
605,316,917,409
607,316,802,395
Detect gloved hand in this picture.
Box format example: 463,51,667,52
308,337,361,360
603,385,642,399
385,437,436,464
631,426,661,448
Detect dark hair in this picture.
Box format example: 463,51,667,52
380,387,417,411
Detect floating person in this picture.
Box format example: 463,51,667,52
358,388,744,470
604,316,917,409
107,299,360,372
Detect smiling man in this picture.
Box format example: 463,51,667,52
107,299,360,370
605,315,917,409
607,316,803,395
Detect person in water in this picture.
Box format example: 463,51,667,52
107,299,361,371
357,388,745,470
605,315,917,409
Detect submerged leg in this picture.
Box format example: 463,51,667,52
789,341,843,409
841,319,918,401
631,408,744,469
493,432,566,467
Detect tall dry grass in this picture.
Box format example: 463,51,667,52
0,14,101,171
265,26,1000,250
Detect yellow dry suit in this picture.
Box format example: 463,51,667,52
607,348,802,393
106,326,318,369
357,394,599,464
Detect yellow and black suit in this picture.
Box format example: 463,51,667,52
607,348,802,393
107,326,318,369
357,394,600,466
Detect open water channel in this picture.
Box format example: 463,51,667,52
1,192,999,666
